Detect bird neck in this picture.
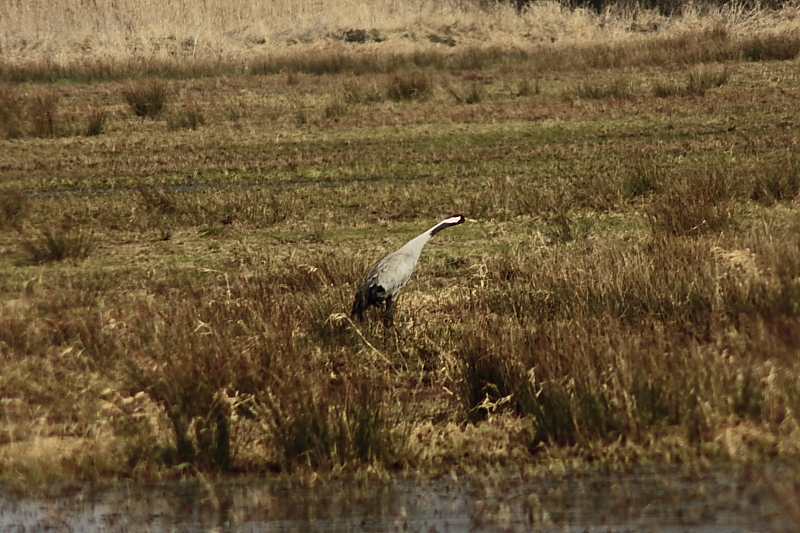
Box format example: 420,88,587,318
429,219,457,237
400,231,432,254
400,216,463,254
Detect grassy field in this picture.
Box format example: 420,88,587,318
2,0,800,492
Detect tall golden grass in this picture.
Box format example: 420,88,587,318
1,0,798,74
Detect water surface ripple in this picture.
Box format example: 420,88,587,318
1,464,796,532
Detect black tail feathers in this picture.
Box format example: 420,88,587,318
351,286,369,321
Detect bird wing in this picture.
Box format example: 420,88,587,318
364,250,417,297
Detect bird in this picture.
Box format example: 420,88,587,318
351,214,465,326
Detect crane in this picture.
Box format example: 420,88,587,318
351,214,465,326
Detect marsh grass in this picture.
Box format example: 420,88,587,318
646,164,738,236
459,226,800,447
4,186,800,481
130,186,305,231
138,185,178,214
2,1,800,85
84,106,108,136
167,100,205,130
252,50,379,76
225,97,248,122
686,65,728,96
653,65,728,97
0,86,69,138
342,79,384,104
386,71,433,101
750,152,800,206
515,78,539,97
264,377,395,470
123,80,169,118
741,33,800,62
0,189,27,231
572,77,635,100
449,83,483,104
28,91,60,137
293,100,311,125
21,227,97,264
0,84,24,139
622,157,664,199
323,94,348,121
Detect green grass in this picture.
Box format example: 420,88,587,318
2,5,800,492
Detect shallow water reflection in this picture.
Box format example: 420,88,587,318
2,464,797,532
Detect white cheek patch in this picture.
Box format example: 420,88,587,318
443,215,464,225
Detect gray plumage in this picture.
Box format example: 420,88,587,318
352,215,465,326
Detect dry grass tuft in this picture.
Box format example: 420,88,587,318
449,82,483,104
167,100,205,130
323,94,349,120
21,227,97,264
0,84,24,139
386,71,434,101
0,189,28,231
123,80,169,118
750,152,800,206
0,86,68,138
137,185,178,214
264,377,396,471
685,64,729,96
84,106,108,136
653,65,728,97
741,33,800,62
646,165,737,236
572,77,635,100
515,78,539,97
27,91,60,137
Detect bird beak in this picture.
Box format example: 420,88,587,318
465,218,478,223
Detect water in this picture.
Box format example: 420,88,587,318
1,464,796,532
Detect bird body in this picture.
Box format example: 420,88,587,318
352,215,465,325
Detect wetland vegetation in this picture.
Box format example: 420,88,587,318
1,0,800,510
